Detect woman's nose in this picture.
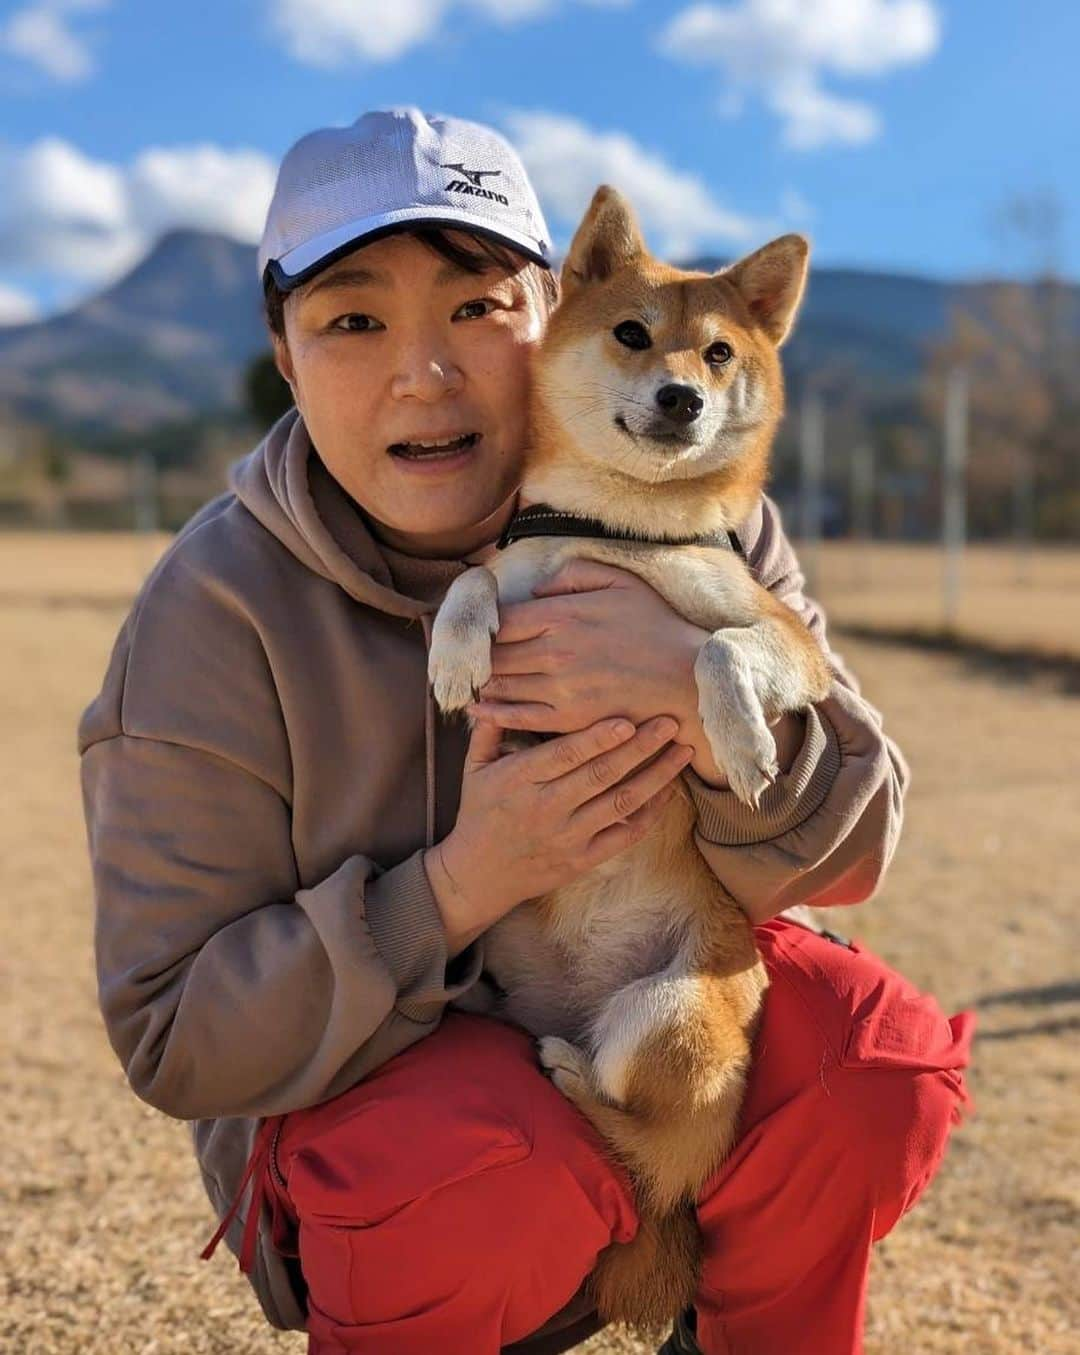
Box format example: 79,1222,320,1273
391,346,464,402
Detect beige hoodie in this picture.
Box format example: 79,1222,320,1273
79,408,908,1332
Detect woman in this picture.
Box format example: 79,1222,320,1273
80,108,972,1355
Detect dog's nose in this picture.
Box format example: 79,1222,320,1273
655,384,704,424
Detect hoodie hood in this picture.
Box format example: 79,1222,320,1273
230,407,437,623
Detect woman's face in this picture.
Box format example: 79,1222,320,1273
274,231,547,557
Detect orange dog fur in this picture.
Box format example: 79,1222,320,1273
429,186,831,1331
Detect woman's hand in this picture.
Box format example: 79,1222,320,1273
424,714,694,956
468,559,729,782
467,559,806,789
471,559,704,732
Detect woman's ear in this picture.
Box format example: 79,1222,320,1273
722,234,810,347
560,185,647,294
272,333,296,389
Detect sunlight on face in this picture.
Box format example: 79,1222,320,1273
274,232,548,557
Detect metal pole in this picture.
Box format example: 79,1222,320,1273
799,390,825,596
1014,447,1034,585
133,451,158,532
942,367,968,632
850,442,873,588
133,451,159,576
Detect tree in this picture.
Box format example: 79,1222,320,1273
245,352,294,431
924,279,1078,540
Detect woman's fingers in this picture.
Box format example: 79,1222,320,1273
493,597,569,646
554,715,683,808
464,717,506,769
581,784,679,869
467,700,563,733
572,738,693,836
477,672,552,703
511,717,638,784
488,637,555,676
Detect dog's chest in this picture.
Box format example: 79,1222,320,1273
483,798,704,1041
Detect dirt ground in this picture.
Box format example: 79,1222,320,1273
3,534,1077,1354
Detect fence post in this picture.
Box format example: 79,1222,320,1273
1013,446,1034,585
942,367,968,632
850,442,874,586
799,390,825,596
133,451,159,576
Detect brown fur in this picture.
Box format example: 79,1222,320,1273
429,185,826,1329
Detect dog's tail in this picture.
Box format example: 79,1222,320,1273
587,1201,701,1334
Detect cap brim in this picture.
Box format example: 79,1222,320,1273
264,205,551,291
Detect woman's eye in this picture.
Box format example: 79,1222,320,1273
705,340,733,366
613,320,651,350
334,313,383,333
455,298,495,320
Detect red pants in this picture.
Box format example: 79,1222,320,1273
236,921,973,1354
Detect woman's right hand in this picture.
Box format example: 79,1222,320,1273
423,715,693,956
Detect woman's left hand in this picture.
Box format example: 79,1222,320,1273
470,557,708,747
468,558,806,789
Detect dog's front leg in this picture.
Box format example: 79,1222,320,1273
695,607,832,805
428,566,500,712
694,625,784,807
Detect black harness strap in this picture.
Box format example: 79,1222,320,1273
498,503,746,558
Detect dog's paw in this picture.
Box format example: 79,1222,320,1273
537,1036,592,1105
695,636,779,808
428,631,492,713
428,569,499,713
703,708,778,807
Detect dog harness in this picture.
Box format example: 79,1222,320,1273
497,502,747,556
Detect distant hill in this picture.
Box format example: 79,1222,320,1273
0,230,266,435
1,229,1077,437
686,255,1080,398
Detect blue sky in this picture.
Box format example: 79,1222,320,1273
0,0,1076,324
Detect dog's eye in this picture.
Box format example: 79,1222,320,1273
613,320,651,351
704,341,733,367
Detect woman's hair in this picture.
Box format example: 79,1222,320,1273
263,226,560,339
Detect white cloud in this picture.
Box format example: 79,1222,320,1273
0,0,110,85
503,110,764,259
271,0,445,65
127,146,278,245
0,138,133,279
269,0,630,65
0,137,276,287
772,78,879,150
660,0,941,150
0,282,40,325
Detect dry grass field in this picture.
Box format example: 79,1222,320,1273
806,539,1080,660
3,533,1077,1354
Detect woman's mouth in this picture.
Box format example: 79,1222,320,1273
388,432,481,461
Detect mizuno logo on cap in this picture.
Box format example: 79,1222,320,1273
441,163,501,187
441,162,510,205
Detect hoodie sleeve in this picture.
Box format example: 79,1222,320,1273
81,734,479,1122
79,539,481,1123
682,496,909,925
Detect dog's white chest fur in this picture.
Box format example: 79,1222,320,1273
479,792,703,1043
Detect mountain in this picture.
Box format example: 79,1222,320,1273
0,230,267,434
686,256,1080,397
1,229,1076,437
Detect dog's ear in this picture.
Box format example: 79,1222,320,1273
722,234,809,347
561,186,646,292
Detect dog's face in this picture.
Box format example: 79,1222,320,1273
534,187,808,485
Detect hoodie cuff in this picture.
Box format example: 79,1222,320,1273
684,704,842,847
362,849,483,1004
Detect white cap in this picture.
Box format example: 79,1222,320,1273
258,107,552,290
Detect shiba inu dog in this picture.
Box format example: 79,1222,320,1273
428,186,831,1331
